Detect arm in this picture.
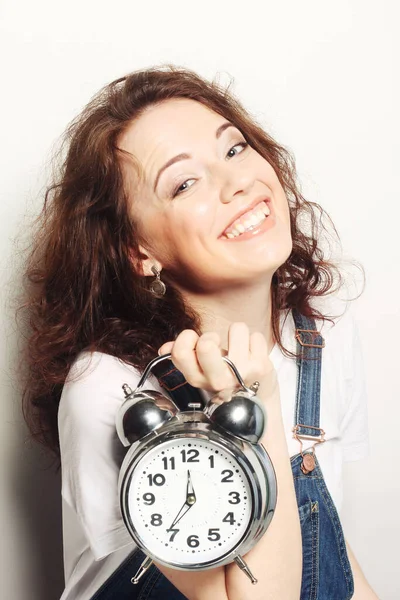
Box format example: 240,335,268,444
346,541,380,600
153,376,302,600
225,377,302,600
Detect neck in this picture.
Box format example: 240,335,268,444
181,277,276,355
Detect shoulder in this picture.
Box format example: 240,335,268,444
281,297,360,365
58,351,163,436
59,352,138,422
64,350,141,389
311,296,361,378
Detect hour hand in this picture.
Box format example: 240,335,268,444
186,469,196,502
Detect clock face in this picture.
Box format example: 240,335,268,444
123,437,253,566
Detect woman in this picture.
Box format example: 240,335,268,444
21,65,378,599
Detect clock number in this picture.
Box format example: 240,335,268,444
228,491,241,504
181,449,200,463
207,528,221,541
222,512,236,525
187,535,200,548
142,493,155,505
208,455,215,468
167,528,180,542
162,456,176,470
150,514,163,526
147,473,166,486
221,469,234,483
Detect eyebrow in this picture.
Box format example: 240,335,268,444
153,121,236,192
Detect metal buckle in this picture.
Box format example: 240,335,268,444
295,328,325,348
292,424,326,443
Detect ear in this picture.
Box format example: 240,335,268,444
137,244,163,277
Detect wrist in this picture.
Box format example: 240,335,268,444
257,367,280,401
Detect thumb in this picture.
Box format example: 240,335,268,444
158,341,175,356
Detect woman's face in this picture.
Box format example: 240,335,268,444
119,98,292,292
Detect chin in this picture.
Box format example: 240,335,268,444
251,239,293,271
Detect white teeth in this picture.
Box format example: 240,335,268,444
261,203,271,216
250,213,260,225
222,201,271,238
242,218,253,228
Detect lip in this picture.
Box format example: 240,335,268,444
219,195,272,238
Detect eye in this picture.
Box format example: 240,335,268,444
226,141,248,159
172,178,196,198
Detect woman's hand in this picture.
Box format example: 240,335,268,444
157,322,276,394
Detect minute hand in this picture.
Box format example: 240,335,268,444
167,502,192,530
167,470,196,530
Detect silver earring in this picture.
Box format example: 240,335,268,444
149,265,166,297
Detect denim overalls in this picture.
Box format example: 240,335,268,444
91,308,354,600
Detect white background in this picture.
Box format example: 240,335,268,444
0,1,399,598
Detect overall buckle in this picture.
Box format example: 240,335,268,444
292,424,326,443
295,328,325,348
292,425,326,474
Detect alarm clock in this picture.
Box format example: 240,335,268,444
115,354,277,585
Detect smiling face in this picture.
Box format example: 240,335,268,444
119,98,293,293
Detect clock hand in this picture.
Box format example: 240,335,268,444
167,502,192,531
186,469,196,502
167,471,196,530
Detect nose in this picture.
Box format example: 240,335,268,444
217,162,254,204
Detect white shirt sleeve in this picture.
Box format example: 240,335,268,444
58,351,162,560
339,310,370,462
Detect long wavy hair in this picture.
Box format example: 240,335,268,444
19,64,363,462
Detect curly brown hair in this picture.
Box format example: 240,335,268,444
19,64,363,462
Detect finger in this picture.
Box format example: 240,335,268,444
158,341,175,355
168,329,204,386
195,332,232,391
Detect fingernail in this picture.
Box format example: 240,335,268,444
157,348,162,355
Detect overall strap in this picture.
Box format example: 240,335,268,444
152,359,206,412
291,307,325,438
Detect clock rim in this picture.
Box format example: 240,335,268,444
118,422,276,571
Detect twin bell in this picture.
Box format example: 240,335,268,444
115,354,266,448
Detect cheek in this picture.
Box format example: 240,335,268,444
166,200,213,240
142,204,210,263
258,159,290,216
258,157,282,188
